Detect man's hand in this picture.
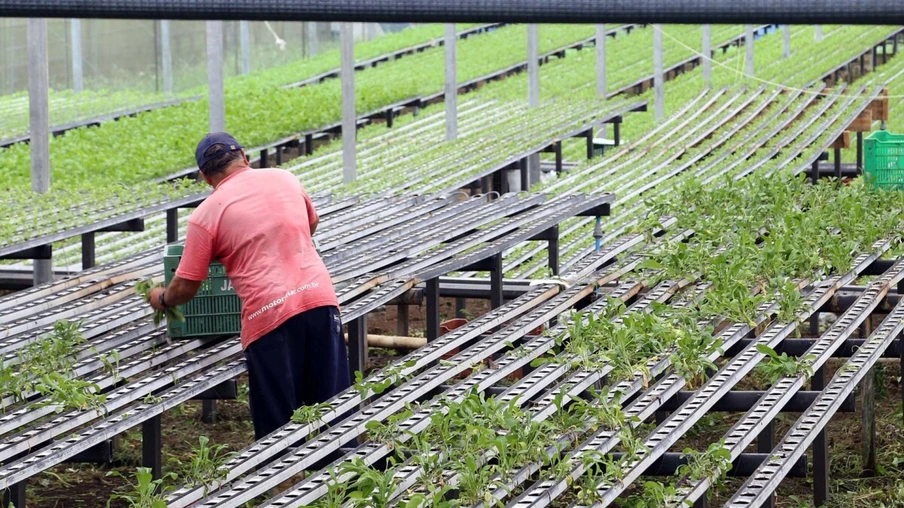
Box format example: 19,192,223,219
149,287,167,311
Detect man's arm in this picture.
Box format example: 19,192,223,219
302,188,319,235
148,222,213,311
149,276,203,311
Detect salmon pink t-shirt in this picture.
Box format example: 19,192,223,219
175,167,339,349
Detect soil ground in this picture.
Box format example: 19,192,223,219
19,301,904,508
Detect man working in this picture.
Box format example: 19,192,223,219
149,132,350,441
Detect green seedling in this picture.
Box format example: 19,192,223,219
106,467,177,508
168,436,234,496
136,279,185,326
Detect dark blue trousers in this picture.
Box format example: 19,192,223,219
244,305,351,441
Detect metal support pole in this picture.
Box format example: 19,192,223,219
161,20,173,94
783,24,791,59
240,20,251,75
815,25,823,42
527,24,541,186
857,131,864,174
202,399,217,424
396,304,409,337
341,22,356,184
835,147,842,179
260,149,269,168
548,226,560,276
614,118,621,146
745,24,755,76
166,208,179,243
2,481,26,508
70,18,83,92
207,21,225,133
426,278,440,342
812,365,829,507
758,421,776,508
586,129,595,159
444,23,457,141
29,18,52,286
347,316,367,377
811,159,819,184
490,254,503,310
653,24,664,121
142,415,162,479
455,298,467,319
480,175,490,194
81,232,95,270
519,157,529,191
307,22,318,56
702,24,712,87
554,142,563,173
528,25,540,108
596,23,607,97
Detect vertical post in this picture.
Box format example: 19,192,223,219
554,141,563,173
81,232,95,270
347,317,367,377
547,226,560,276
142,415,162,479
857,131,864,174
745,24,755,76
307,22,318,56
614,118,621,146
240,20,251,75
444,23,457,142
702,24,712,87
519,158,529,191
653,24,664,121
396,304,409,337
161,20,173,95
455,298,467,319
426,278,440,342
341,22,356,184
490,254,503,310
29,18,52,286
812,365,829,507
811,159,819,184
596,24,607,97
835,147,842,179
527,24,541,187
166,209,179,243
207,21,226,132
528,25,539,108
783,25,791,59
202,400,217,424
2,481,26,508
758,421,776,508
815,25,823,42
70,19,83,92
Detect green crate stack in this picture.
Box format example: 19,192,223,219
864,130,904,190
163,243,242,338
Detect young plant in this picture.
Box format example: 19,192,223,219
34,372,107,415
677,440,733,486
106,467,177,508
755,345,816,384
135,279,185,326
167,436,234,496
290,401,332,437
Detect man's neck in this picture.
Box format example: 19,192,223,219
210,164,250,188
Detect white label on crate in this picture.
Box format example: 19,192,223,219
221,279,234,292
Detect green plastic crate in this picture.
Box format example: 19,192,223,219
864,130,904,190
164,243,241,338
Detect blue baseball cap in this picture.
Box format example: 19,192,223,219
195,132,243,171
